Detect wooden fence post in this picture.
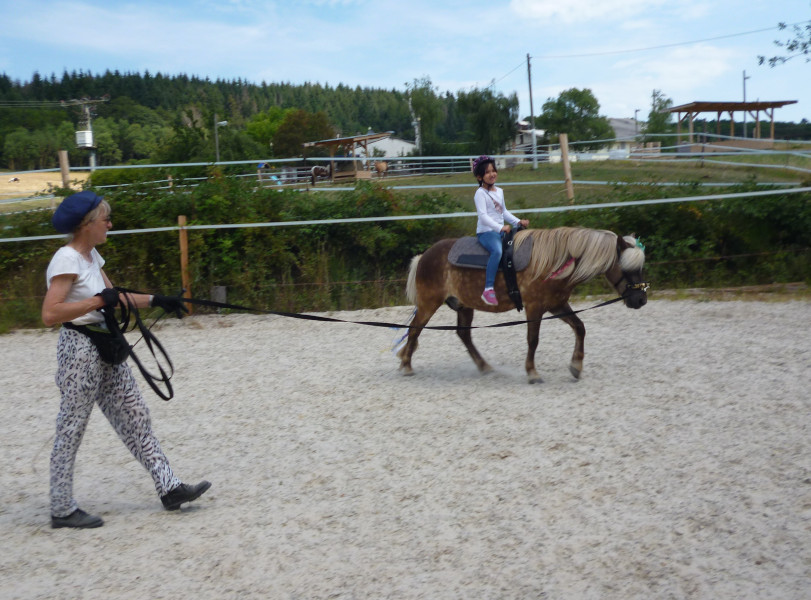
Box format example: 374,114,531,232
58,150,70,187
559,133,575,204
57,150,70,209
178,215,193,314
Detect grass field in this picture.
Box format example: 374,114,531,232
381,157,810,208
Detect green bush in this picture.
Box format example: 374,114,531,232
1,177,808,332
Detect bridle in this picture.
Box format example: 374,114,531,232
607,269,651,298
626,282,650,291
607,247,650,298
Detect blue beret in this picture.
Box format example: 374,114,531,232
52,191,103,233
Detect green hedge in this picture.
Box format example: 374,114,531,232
1,177,808,332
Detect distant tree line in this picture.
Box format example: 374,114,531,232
0,71,520,170
2,71,808,172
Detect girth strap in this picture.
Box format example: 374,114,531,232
500,227,524,311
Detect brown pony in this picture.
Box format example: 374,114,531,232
374,161,388,178
397,227,648,383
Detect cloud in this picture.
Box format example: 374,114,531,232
510,0,669,23
614,44,739,101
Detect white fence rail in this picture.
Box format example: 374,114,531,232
3,186,810,244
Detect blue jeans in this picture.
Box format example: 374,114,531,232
477,231,503,289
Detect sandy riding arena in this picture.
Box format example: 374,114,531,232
1,299,810,599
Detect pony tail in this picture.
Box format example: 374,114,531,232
405,254,421,304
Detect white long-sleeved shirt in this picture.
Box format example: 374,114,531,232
474,186,520,234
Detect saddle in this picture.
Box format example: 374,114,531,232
447,230,532,311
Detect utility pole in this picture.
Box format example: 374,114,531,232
527,53,537,169
742,70,751,138
61,97,108,171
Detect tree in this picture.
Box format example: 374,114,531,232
643,89,674,136
245,106,292,154
3,128,37,170
759,18,811,66
32,127,60,168
272,109,334,158
92,120,123,166
456,88,518,154
406,77,443,153
538,88,613,149
55,121,78,163
211,127,265,163
154,109,208,163
123,122,171,160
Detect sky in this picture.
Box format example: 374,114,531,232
1,0,810,129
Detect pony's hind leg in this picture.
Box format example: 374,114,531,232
555,303,586,379
455,307,492,374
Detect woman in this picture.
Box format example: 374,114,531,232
472,156,529,306
42,190,210,529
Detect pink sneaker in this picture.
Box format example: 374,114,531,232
481,288,498,306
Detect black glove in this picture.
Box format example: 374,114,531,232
95,288,119,310
151,294,189,319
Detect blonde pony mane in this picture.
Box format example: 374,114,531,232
515,227,623,284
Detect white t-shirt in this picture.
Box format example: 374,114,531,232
46,246,106,325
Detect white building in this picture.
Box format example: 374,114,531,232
366,136,417,157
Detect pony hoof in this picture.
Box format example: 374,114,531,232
528,376,543,384
479,364,493,375
399,366,414,376
569,366,581,380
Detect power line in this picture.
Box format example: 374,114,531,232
0,96,109,109
491,60,526,87
484,20,810,99
0,100,67,108
533,21,811,60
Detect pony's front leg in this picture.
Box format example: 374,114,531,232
555,303,586,379
524,308,543,384
455,307,492,374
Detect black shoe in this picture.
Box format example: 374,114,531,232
51,508,104,529
161,480,212,511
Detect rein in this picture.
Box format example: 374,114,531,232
119,286,639,331
112,284,649,400
102,289,177,401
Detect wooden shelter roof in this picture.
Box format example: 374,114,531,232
667,100,797,113
666,100,798,143
302,131,395,182
302,131,393,149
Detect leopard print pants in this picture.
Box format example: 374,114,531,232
50,327,182,517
